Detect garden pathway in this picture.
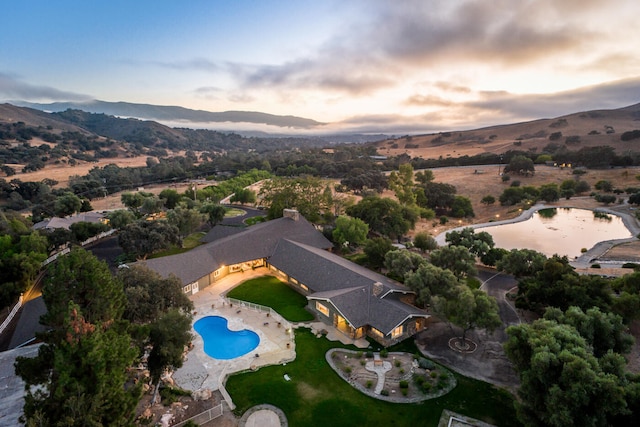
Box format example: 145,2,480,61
365,354,392,394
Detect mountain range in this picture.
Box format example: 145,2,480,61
10,100,326,130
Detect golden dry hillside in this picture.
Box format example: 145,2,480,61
374,103,640,159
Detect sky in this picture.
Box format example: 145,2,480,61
1,0,640,134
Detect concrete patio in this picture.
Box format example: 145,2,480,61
172,268,369,402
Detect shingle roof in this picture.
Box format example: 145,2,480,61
200,225,246,243
305,277,426,335
268,239,407,293
141,213,427,337
33,212,105,230
140,215,332,284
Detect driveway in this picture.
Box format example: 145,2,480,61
415,267,521,391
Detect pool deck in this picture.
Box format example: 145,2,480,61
172,268,369,403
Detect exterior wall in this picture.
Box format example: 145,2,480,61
182,259,267,296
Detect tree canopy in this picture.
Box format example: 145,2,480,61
346,196,417,241
429,245,477,279
118,264,193,324
118,220,181,260
504,317,635,427
332,215,369,249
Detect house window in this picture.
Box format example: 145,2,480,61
391,325,403,339
300,283,308,291
214,269,220,277
290,277,298,285
183,284,192,294
316,302,330,317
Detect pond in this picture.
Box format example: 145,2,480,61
480,208,633,258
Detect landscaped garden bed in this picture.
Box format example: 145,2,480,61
326,348,456,402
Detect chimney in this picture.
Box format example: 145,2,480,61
372,282,383,297
283,209,300,221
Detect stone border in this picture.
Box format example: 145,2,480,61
448,337,478,353
239,404,288,427
326,349,456,403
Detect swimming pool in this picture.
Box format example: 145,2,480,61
194,315,260,360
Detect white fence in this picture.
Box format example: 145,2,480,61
172,403,224,426
41,228,117,268
0,295,23,336
80,228,117,246
225,297,292,331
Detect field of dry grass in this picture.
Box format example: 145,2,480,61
412,164,640,236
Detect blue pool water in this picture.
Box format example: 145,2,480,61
194,316,260,360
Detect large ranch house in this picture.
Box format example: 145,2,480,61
141,209,430,346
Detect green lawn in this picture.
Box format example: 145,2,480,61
149,231,205,258
226,276,314,322
226,329,519,427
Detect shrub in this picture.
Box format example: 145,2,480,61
399,380,409,389
591,264,601,268
581,248,587,253
357,351,363,358
399,368,405,374
439,216,448,225
360,360,366,366
422,382,432,392
344,366,352,374
394,360,401,368
366,380,373,389
160,386,191,405
418,358,435,370
381,389,389,396
401,388,408,396
366,351,374,358
380,349,388,358
414,375,425,385
622,263,640,269
430,371,438,379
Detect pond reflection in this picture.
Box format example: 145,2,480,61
481,208,632,258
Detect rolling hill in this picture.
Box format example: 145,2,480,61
373,103,640,159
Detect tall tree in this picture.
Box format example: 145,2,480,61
445,227,495,261
413,231,438,253
346,196,417,240
200,202,227,227
259,176,330,222
429,245,477,279
505,319,632,427
40,247,125,329
543,306,634,358
167,206,205,236
503,155,535,175
16,303,140,426
388,163,417,206
496,248,547,278
447,287,501,344
118,220,181,260
404,263,461,306
363,237,394,270
118,265,193,324
147,309,193,403
384,249,427,280
54,192,82,217
332,215,369,249
106,209,136,229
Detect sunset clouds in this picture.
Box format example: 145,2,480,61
1,0,638,133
